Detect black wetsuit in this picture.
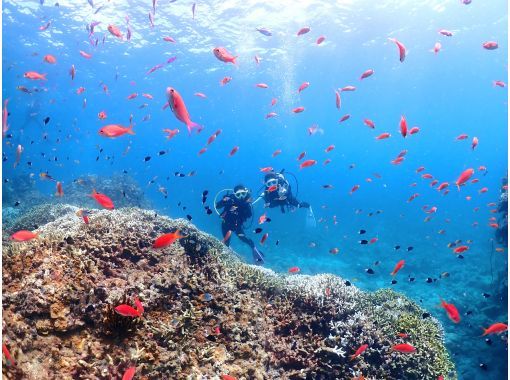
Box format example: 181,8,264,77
216,194,254,248
263,177,309,213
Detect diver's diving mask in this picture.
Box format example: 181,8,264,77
265,178,279,188
234,188,249,199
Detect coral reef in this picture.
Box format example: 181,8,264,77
2,205,456,379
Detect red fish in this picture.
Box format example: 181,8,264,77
350,344,368,361
122,367,136,380
453,246,469,254
163,36,176,43
98,124,134,138
24,71,46,80
409,126,420,135
437,182,449,191
266,112,277,119
10,230,38,242
341,85,356,92
272,149,281,157
260,233,269,244
163,128,179,140
220,76,232,86
2,99,9,137
153,230,185,248
221,375,237,380
288,266,300,273
432,42,442,55
267,185,278,192
107,24,123,38
115,305,140,318
55,181,64,197
493,80,506,88
440,298,460,323
324,159,331,165
316,36,326,45
329,248,339,254
90,190,114,209
416,166,425,173
482,41,498,50
297,151,306,161
98,111,107,120
360,69,374,80
229,146,239,156
198,147,207,156
335,90,341,109
293,106,305,113
438,29,453,36
407,193,419,202
339,114,350,122
260,167,273,172
79,50,92,59
325,145,335,153
43,54,57,64
481,322,508,336
350,185,360,194
455,168,474,190
213,47,237,64
456,134,468,140
390,260,405,276
297,27,311,36
223,230,232,243
364,119,375,128
388,38,406,62
127,93,138,100
399,116,407,138
391,343,416,353
2,344,15,367
271,98,278,106
300,159,316,169
256,83,268,88
298,82,310,92
194,92,207,98
471,137,478,150
376,132,391,140
479,187,488,194
166,87,200,134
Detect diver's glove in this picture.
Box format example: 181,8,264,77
252,247,265,265
299,202,310,208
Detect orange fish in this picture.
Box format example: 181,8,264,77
2,343,15,367
300,159,316,169
122,367,136,380
163,128,180,140
360,69,374,80
390,260,405,276
166,87,201,134
213,47,238,64
221,375,237,380
376,132,391,140
115,304,140,318
256,83,269,88
220,76,232,86
10,230,38,242
260,167,273,173
399,116,407,137
293,106,305,113
229,146,239,156
325,145,335,153
350,344,368,361
453,245,469,254
43,54,57,64
481,322,508,336
107,24,123,38
223,230,232,243
388,37,406,62
440,298,460,323
350,185,360,194
455,168,474,190
391,343,416,353
79,50,92,59
24,71,47,80
99,124,134,138
288,266,300,273
363,119,375,128
90,190,114,209
153,230,185,248
55,181,64,197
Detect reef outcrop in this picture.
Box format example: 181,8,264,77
2,205,456,379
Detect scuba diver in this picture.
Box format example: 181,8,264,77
495,176,508,245
215,184,265,264
255,169,316,227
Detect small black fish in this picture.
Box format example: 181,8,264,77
359,240,368,245
368,212,373,217
422,312,431,319
466,310,473,315
374,260,380,266
358,229,366,234
178,202,181,206
186,214,192,221
203,190,209,196
183,206,187,210
43,116,50,125
407,246,414,251
425,278,433,283
2,156,7,162
158,150,167,156
345,280,351,286
254,228,262,234
394,245,401,250
275,240,279,246
365,268,374,274
122,191,126,198
391,279,397,285
144,156,151,162
3,179,9,183
485,338,492,346
14,201,20,206
482,293,491,298
408,277,415,282
96,156,99,161
123,170,128,174
479,363,488,371
6,133,13,139
206,209,212,215
266,218,272,223
457,254,464,259
99,148,103,153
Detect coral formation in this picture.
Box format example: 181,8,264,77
2,205,456,379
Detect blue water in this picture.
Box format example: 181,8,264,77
2,0,508,378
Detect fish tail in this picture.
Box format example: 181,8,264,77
349,354,356,361
127,124,135,135
232,56,238,65
480,327,488,337
186,120,201,135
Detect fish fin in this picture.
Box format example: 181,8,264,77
231,56,238,65
127,125,135,135
186,121,201,134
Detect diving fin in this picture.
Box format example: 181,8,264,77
306,206,317,228
252,247,265,265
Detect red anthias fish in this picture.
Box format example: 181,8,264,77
153,230,185,248
166,87,201,134
90,190,114,209
440,298,461,323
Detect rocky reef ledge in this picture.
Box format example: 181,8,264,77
2,205,456,379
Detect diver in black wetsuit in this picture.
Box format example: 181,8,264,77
496,176,508,245
215,184,265,264
262,171,310,212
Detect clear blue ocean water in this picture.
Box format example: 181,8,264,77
2,0,508,378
